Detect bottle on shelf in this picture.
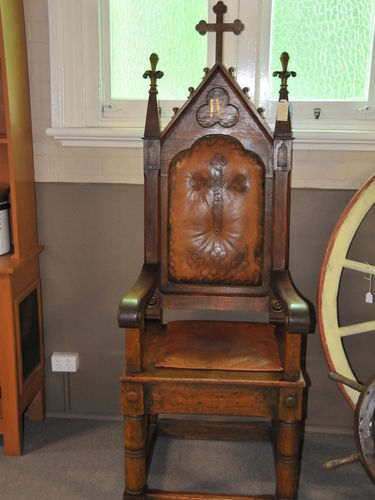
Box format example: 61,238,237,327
0,182,10,255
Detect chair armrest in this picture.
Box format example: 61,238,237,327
118,264,159,328
270,270,312,334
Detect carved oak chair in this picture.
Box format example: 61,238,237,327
118,3,313,499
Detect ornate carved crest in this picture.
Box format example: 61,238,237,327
197,87,239,128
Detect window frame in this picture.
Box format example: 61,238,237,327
259,0,375,121
100,0,211,126
47,0,375,151
99,0,249,129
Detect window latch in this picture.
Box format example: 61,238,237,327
102,104,122,113
358,105,375,114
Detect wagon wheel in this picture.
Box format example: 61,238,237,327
318,174,375,409
324,373,375,484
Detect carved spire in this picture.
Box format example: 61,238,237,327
143,53,164,94
143,53,163,138
272,52,296,101
196,1,244,64
273,52,296,139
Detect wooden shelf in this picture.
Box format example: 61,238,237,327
0,0,45,456
0,252,15,273
0,245,43,274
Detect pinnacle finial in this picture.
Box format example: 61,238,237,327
143,53,164,94
272,51,296,100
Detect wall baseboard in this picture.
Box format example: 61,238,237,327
46,411,122,422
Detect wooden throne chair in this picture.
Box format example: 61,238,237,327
118,2,313,499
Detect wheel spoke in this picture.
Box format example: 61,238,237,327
343,259,375,275
339,320,375,337
319,175,375,408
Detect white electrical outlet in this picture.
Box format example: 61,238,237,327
51,352,79,372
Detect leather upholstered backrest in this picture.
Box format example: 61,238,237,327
168,134,265,287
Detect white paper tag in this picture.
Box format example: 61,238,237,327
366,291,374,304
276,100,289,122
0,208,11,255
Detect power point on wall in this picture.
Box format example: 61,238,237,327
51,352,79,372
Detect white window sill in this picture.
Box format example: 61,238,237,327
292,119,375,150
46,119,375,151
46,127,144,148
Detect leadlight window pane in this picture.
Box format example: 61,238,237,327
110,0,208,100
270,0,375,101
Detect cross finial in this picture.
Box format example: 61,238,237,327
143,53,164,94
196,1,244,64
272,52,296,101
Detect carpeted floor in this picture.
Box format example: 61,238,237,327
0,417,373,499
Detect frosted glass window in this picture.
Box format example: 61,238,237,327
110,0,207,100
270,0,375,101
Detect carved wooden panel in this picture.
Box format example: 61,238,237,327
168,134,265,286
196,87,239,128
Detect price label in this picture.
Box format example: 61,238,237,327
276,100,289,122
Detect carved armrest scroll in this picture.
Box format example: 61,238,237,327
118,264,159,328
270,270,313,334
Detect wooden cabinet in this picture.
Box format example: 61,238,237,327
0,0,45,455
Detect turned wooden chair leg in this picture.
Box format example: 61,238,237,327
124,414,146,498
149,413,158,425
275,420,301,500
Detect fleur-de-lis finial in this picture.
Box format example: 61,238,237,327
143,53,164,94
272,52,296,100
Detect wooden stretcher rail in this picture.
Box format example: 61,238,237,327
157,418,272,442
144,492,273,500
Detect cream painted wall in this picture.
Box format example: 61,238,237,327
24,0,375,188
24,0,143,185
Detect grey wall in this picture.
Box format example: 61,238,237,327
36,183,373,431
36,183,144,416
290,188,375,431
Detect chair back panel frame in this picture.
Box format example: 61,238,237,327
159,68,275,307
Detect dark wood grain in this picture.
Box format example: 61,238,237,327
143,492,274,500
275,421,301,499
118,8,314,498
124,492,274,500
157,418,271,441
271,270,311,334
146,382,279,418
273,52,296,140
195,1,244,64
154,321,282,372
118,264,159,328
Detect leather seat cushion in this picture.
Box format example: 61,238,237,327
155,320,282,372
